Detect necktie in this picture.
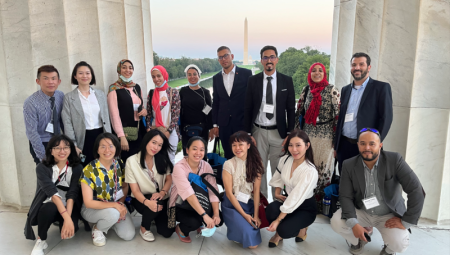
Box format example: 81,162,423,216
50,97,60,135
266,76,274,120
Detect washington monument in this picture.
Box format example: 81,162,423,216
243,17,248,65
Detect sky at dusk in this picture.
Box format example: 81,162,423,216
150,0,334,60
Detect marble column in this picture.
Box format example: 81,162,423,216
0,0,154,208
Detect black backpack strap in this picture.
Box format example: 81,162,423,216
200,173,223,202
276,156,291,174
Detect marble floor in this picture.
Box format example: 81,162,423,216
2,206,449,255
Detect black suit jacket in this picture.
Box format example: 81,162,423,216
212,66,252,127
335,77,393,149
243,71,295,139
340,151,425,225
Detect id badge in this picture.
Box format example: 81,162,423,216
345,113,354,122
263,104,274,114
362,196,380,209
45,123,54,133
203,105,212,115
316,116,320,122
133,104,140,111
236,192,250,203
115,189,124,201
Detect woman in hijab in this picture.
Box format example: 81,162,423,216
294,62,340,214
146,65,180,164
107,59,147,162
179,64,213,155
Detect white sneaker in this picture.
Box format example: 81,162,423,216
140,229,155,242
92,225,106,247
31,239,48,255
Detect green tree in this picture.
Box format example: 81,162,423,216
153,52,159,66
276,47,308,77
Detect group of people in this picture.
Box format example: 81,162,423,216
23,45,425,255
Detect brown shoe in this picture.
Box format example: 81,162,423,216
175,224,192,243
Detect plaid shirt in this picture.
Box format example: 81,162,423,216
23,89,64,160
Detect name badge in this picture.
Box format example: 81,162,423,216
115,189,124,201
203,105,212,115
45,123,54,133
236,192,250,204
133,104,140,111
263,104,274,114
362,196,380,209
316,116,320,122
345,113,354,122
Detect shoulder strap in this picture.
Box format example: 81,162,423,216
133,85,143,107
200,173,223,201
276,156,291,174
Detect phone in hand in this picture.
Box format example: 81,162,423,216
250,220,258,229
364,232,371,242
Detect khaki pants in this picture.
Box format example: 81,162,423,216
252,125,284,199
331,208,410,254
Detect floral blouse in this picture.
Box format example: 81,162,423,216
146,87,181,140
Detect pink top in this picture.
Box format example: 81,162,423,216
169,158,219,207
107,88,143,137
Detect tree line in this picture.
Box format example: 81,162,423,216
153,52,222,80
256,46,330,97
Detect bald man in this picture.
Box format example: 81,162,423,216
330,128,425,255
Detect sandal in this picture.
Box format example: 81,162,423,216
268,234,283,248
175,224,192,243
295,227,308,242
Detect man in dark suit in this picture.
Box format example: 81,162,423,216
211,46,252,159
331,128,424,255
334,52,393,174
243,45,295,197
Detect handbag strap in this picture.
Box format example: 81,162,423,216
200,173,223,202
300,85,310,116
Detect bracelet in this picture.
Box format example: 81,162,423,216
277,217,283,222
60,210,67,215
160,190,167,194
143,198,148,205
117,202,124,206
200,212,206,217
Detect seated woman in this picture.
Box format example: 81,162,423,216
25,134,83,255
168,137,221,243
266,129,318,248
222,131,264,249
80,133,135,247
126,129,175,241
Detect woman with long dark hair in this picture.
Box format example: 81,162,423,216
221,131,265,248
25,134,83,255
265,129,318,248
125,130,175,241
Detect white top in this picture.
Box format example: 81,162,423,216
269,155,318,214
78,87,102,130
223,157,253,197
255,71,277,126
125,153,171,199
222,65,236,96
43,164,73,206
151,90,171,127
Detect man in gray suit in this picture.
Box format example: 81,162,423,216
331,128,425,255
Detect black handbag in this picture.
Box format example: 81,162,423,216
299,85,310,130
184,123,204,137
207,138,226,186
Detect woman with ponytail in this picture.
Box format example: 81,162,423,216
221,131,265,249
146,65,180,164
294,62,340,213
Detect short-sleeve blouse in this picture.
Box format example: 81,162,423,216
223,157,253,197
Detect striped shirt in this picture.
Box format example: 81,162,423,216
23,89,64,160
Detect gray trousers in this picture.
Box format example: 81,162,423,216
331,208,409,254
81,204,135,241
252,125,284,199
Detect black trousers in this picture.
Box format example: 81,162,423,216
29,141,48,164
81,128,103,167
131,197,174,238
176,207,223,235
37,202,80,240
219,117,245,160
265,197,317,239
337,136,359,174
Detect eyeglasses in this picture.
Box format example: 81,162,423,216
218,54,231,61
99,145,115,151
359,128,380,136
262,55,277,62
53,146,70,152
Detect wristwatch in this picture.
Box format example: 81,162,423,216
200,212,207,217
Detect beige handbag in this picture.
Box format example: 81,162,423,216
150,88,173,133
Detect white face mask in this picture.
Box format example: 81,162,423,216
156,80,167,88
120,75,133,82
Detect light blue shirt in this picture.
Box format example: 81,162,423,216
342,77,370,139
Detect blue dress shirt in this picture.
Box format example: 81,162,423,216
342,77,370,139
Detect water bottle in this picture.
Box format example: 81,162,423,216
323,196,331,216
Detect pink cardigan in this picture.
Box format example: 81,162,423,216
169,158,219,207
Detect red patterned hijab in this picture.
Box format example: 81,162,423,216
304,62,329,126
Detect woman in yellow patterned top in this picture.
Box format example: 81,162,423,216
80,133,135,247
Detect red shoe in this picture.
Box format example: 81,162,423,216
175,224,191,243
197,226,204,235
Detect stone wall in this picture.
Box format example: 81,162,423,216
330,0,450,223
0,0,154,208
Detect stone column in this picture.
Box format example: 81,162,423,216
0,0,154,208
